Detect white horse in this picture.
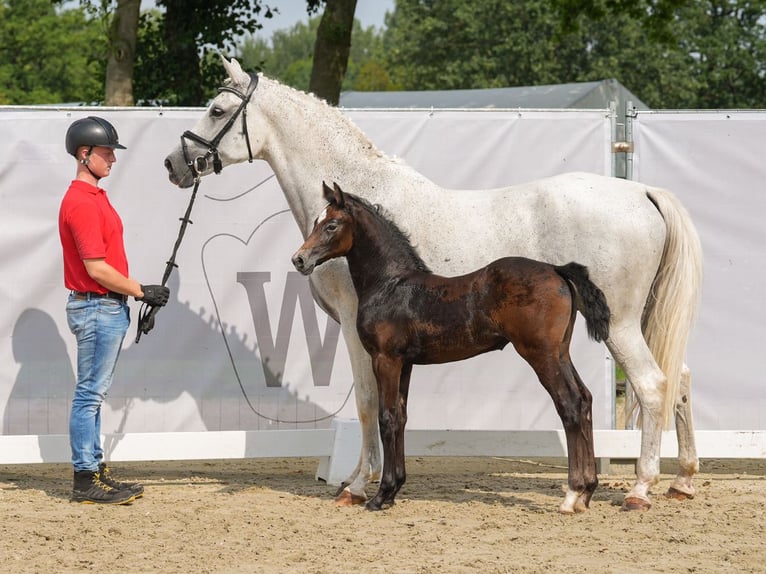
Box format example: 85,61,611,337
164,57,703,512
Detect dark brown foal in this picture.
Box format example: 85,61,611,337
292,182,611,513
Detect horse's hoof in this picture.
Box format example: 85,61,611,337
333,483,349,497
621,496,651,511
665,487,694,501
365,499,393,511
559,500,588,515
334,487,367,507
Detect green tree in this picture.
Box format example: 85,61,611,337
383,0,766,109
237,16,392,93
0,0,105,104
238,19,321,87
310,0,356,104
105,0,141,105
382,0,575,90
680,0,766,108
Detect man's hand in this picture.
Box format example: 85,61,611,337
138,284,170,307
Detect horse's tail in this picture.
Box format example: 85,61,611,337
555,262,611,342
642,187,703,428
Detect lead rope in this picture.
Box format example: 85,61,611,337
135,177,201,343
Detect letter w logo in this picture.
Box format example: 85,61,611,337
237,271,340,387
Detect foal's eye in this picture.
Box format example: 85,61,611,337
211,107,225,118
325,222,338,233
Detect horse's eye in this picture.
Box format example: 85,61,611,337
211,107,225,118
326,222,338,233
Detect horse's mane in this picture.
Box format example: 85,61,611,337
344,193,431,274
254,73,389,160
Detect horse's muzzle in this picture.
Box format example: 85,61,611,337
164,156,194,188
291,252,315,275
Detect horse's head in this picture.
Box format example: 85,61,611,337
164,57,264,188
292,182,354,275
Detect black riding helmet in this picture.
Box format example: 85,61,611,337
65,116,127,157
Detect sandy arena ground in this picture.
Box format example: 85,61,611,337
0,456,764,573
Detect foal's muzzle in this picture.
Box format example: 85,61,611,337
291,252,315,275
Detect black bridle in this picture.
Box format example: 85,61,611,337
180,72,259,178
136,73,259,343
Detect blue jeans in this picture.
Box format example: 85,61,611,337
66,294,130,472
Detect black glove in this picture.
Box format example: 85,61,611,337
137,284,170,307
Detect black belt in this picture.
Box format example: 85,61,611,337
71,290,127,303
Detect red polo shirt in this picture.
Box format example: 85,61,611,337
59,180,129,293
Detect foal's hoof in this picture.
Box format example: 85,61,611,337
621,496,651,512
559,490,590,514
334,487,367,507
665,486,695,501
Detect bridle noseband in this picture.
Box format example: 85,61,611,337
181,72,259,179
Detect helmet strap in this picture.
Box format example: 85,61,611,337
80,146,102,181
79,146,94,166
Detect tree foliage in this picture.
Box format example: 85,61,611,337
131,0,279,105
2,0,765,109
237,16,394,93
382,0,766,109
0,0,105,104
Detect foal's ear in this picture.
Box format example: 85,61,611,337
331,182,345,208
322,181,335,204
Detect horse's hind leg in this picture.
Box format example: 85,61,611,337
390,363,412,501
607,326,666,511
522,349,598,514
554,359,598,514
666,363,698,500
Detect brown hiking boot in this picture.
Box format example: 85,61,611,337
71,470,135,505
98,463,144,498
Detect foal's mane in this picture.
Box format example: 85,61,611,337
345,193,431,274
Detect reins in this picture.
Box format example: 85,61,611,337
135,176,200,343
136,73,259,343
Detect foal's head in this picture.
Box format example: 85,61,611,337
292,181,430,277
292,182,355,275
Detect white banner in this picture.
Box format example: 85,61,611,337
633,111,766,430
0,107,612,439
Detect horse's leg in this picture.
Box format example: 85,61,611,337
666,363,698,500
333,316,381,506
560,359,599,513
390,363,412,501
606,325,666,511
366,354,404,511
524,350,597,514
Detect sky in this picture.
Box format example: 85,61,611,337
127,1,394,41
253,1,395,40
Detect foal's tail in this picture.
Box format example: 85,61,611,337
555,262,611,342
642,188,704,428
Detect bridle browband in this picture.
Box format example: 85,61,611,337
180,72,259,178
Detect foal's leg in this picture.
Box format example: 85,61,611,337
606,325,666,511
524,351,598,514
390,363,413,500
366,354,405,511
558,359,599,513
666,363,698,500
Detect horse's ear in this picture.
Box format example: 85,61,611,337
322,181,334,203
332,182,345,208
221,56,248,85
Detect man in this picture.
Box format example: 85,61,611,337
59,116,170,505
